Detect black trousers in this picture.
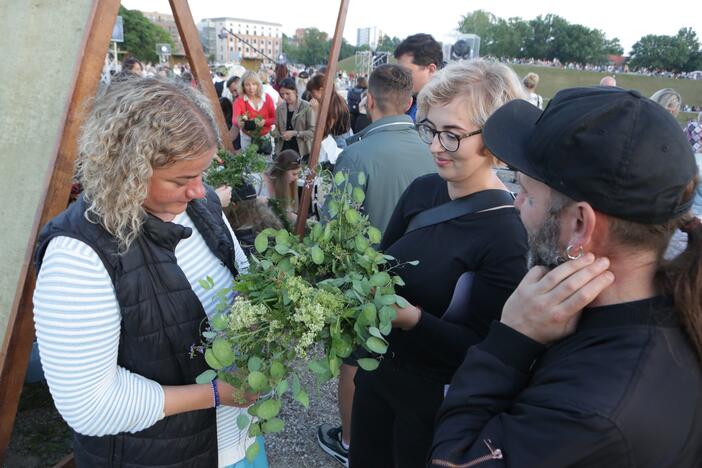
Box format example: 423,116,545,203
349,359,445,468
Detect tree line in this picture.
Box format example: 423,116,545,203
282,29,401,66
119,6,174,63
116,6,701,74
460,10,701,72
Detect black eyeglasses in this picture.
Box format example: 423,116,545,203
416,123,482,152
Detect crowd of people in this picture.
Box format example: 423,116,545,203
31,30,702,468
498,56,702,81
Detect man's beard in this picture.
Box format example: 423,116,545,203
526,214,566,269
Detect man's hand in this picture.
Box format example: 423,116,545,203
392,302,421,330
282,130,296,141
500,254,614,344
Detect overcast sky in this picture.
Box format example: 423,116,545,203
121,0,701,54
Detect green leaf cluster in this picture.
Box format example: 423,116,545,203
195,170,417,450
204,147,267,198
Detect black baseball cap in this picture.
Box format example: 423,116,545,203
483,86,697,224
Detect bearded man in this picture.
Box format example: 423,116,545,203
428,87,702,467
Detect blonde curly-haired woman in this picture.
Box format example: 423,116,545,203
33,77,268,468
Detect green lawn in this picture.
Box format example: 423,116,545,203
509,64,702,125
337,57,702,125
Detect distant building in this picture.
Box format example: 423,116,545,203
357,26,384,50
141,11,185,57
607,55,626,67
198,17,283,64
285,28,306,48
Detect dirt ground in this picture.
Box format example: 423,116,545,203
6,374,341,468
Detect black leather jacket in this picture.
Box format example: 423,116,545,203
430,297,702,467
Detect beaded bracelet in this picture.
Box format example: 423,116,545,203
211,378,220,408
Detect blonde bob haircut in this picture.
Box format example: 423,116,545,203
417,59,526,165
239,70,264,98
76,76,220,253
417,59,527,129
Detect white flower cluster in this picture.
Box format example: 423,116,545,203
292,301,328,357
229,298,269,331
285,276,344,357
265,319,284,343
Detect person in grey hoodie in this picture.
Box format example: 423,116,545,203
333,64,436,233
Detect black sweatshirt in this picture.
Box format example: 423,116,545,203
430,297,702,467
381,173,528,382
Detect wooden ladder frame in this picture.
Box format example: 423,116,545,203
0,0,350,465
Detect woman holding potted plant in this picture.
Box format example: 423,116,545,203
233,70,276,152
349,60,530,468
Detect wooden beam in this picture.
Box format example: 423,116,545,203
0,0,122,462
170,0,235,154
294,0,351,237
53,453,76,468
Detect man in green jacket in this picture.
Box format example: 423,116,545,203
318,63,435,467
332,64,436,234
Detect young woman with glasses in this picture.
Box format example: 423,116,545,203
349,60,530,468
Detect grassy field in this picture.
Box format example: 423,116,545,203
338,56,702,125
510,64,701,125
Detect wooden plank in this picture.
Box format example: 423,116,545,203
294,0,351,237
295,0,350,239
0,0,122,463
170,0,235,154
53,453,77,468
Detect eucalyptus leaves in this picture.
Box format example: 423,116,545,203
197,171,415,460
204,146,267,196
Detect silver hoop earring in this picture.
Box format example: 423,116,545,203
565,244,583,260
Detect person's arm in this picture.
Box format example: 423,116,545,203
262,95,276,127
215,185,232,207
430,255,616,467
162,379,251,416
33,237,252,437
34,237,165,436
395,230,528,368
298,105,315,141
430,323,625,467
271,104,283,139
232,98,246,128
